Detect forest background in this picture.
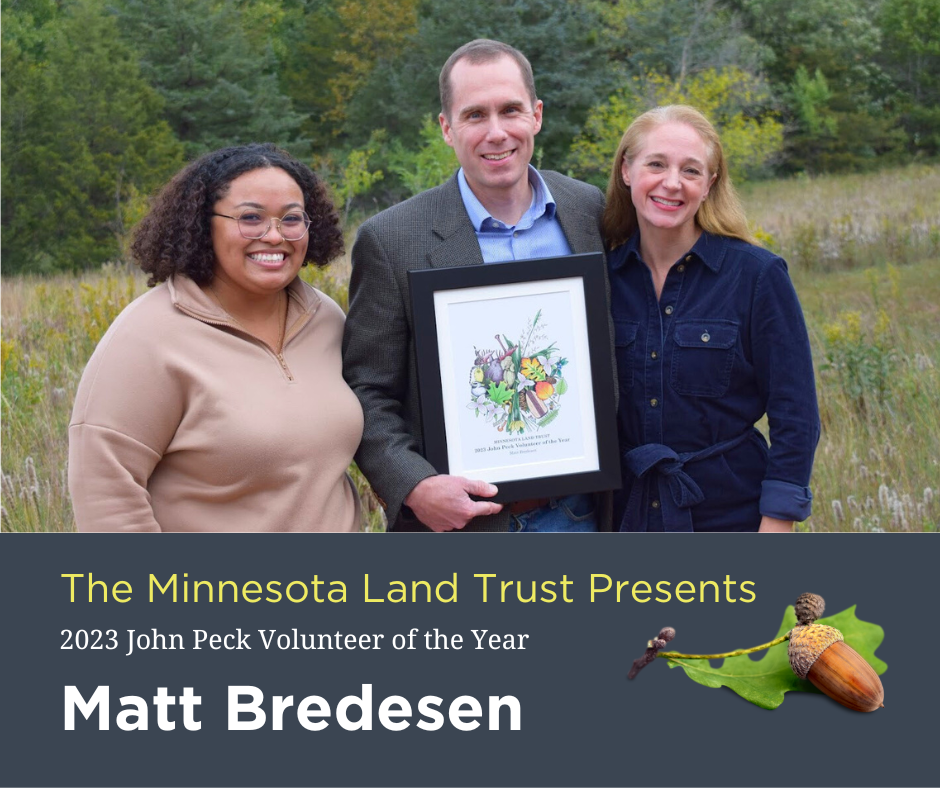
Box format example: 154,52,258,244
2,0,939,531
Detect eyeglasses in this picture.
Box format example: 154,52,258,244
212,210,311,241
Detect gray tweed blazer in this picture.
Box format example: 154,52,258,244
342,170,614,532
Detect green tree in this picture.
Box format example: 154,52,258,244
275,0,346,150
342,0,614,168
272,0,420,153
1,0,183,273
327,0,420,128
878,0,940,156
113,0,307,157
233,0,290,57
730,0,885,90
331,132,386,223
592,0,772,86
388,115,459,197
569,67,784,186
790,67,837,138
731,0,907,171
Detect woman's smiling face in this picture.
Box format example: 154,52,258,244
210,167,308,297
621,121,716,240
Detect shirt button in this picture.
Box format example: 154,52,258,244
701,332,710,343
685,255,692,262
650,351,658,359
650,398,658,407
513,231,519,237
664,305,674,315
677,264,685,273
651,500,660,509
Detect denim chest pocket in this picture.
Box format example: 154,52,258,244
614,319,639,389
670,319,739,397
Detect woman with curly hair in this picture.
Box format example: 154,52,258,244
69,143,364,531
604,106,819,532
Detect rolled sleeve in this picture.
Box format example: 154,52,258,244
760,479,813,521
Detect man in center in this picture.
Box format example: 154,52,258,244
343,39,610,532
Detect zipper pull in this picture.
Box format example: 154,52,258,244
277,353,294,381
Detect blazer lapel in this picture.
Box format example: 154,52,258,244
428,174,485,269
555,197,603,256
558,209,602,255
426,170,603,266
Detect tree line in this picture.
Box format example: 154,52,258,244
2,0,937,274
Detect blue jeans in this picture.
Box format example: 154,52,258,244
509,494,598,532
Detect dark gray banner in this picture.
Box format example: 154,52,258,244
2,534,935,787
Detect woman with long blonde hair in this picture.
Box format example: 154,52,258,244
604,105,819,532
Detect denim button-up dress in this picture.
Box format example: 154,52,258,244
608,231,820,532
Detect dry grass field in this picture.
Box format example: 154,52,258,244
3,164,938,531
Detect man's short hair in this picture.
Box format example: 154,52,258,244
439,39,537,119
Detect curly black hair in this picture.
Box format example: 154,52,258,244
132,143,344,286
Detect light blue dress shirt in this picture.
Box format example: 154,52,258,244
456,166,572,262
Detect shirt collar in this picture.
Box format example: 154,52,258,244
689,231,726,272
611,230,726,273
457,165,557,231
168,273,319,327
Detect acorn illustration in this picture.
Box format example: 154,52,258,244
787,593,884,712
628,592,886,713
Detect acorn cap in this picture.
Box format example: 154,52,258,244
794,592,826,625
788,623,844,679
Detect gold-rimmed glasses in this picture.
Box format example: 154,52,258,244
212,210,311,241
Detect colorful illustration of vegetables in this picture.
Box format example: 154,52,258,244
467,311,568,434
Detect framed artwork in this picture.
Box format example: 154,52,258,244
409,253,620,503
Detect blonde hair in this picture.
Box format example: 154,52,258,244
602,104,755,249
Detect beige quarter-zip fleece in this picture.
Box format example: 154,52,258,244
69,274,363,532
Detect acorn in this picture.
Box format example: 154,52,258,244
787,594,884,712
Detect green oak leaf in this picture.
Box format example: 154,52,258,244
666,605,886,710
486,381,513,406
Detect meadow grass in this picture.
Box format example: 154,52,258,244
792,262,939,531
3,166,938,531
741,163,940,274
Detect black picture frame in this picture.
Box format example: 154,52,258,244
408,253,620,503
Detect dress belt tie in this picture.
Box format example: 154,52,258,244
618,430,755,532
